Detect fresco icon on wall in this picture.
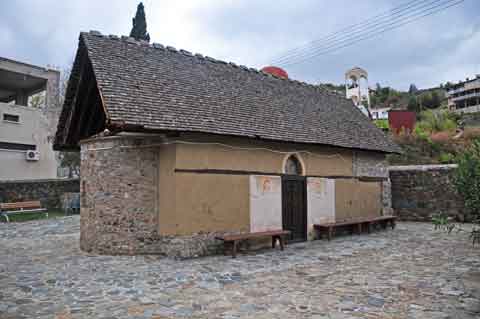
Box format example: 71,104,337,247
255,176,281,195
308,178,327,196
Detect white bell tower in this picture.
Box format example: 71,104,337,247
345,67,371,117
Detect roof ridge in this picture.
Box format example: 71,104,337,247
84,30,338,96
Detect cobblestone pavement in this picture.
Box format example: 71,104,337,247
1,217,479,319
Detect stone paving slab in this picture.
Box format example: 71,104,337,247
1,216,479,318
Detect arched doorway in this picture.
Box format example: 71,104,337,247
282,154,307,242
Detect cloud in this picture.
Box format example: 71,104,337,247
0,0,478,90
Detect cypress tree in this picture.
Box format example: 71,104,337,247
130,2,150,42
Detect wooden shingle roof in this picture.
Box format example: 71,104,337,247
55,31,401,153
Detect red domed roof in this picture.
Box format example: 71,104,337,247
261,66,288,79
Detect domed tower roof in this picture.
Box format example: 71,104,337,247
261,66,288,79
345,67,368,80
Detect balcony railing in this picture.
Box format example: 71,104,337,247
451,91,480,102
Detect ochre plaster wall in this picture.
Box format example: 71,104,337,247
174,135,353,176
156,134,386,236
166,172,250,235
334,179,382,221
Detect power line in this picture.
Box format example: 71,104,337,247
273,0,445,65
282,0,464,67
271,0,435,64
274,0,460,66
271,0,464,67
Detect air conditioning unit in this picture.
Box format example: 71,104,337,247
25,150,40,161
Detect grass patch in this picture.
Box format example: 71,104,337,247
374,119,389,130
0,209,67,223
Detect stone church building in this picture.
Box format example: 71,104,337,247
54,31,400,257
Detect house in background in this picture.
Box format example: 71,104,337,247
388,110,416,134
447,75,480,114
371,107,391,120
55,31,400,258
0,57,60,180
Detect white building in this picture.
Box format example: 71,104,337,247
0,57,60,180
447,75,480,114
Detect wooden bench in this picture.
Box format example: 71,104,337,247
0,201,47,222
215,230,291,258
362,216,396,234
314,215,396,241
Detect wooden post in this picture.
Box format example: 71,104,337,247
231,241,237,258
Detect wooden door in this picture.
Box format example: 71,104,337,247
282,175,307,242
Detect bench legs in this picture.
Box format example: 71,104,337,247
271,235,285,250
232,241,237,258
356,223,362,235
222,241,238,258
225,235,286,258
1,213,8,223
327,227,333,241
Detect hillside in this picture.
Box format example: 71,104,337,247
320,82,448,111
387,110,480,165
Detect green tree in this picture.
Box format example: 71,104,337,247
59,151,80,178
408,83,418,94
430,91,441,109
130,2,150,42
407,95,419,113
455,139,480,220
28,92,45,108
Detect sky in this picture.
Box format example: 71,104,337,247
1,0,479,90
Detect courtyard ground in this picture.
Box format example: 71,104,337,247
1,217,479,319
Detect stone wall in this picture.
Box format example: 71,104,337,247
0,178,79,209
381,178,393,215
389,164,467,221
353,151,388,178
80,135,160,255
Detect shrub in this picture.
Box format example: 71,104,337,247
439,152,455,164
435,138,480,245
374,119,389,130
454,138,480,221
416,109,457,134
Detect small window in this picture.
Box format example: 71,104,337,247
3,113,20,123
285,155,303,175
0,142,36,151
